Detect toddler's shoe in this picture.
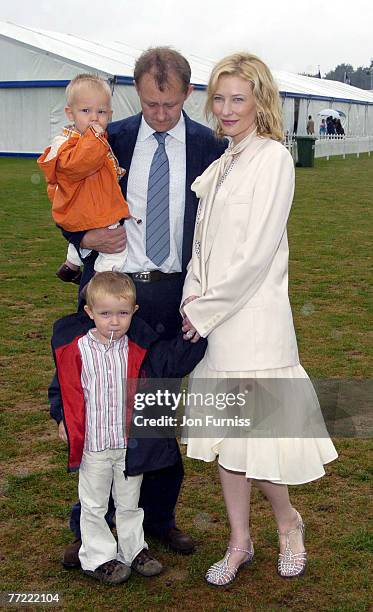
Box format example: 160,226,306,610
56,263,82,285
83,559,131,584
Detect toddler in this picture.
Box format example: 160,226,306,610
38,74,134,284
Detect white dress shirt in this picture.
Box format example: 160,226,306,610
124,115,186,273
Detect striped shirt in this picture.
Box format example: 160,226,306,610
78,330,128,452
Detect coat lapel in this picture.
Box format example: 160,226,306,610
202,136,270,263
108,113,142,198
121,115,142,198
183,113,205,269
189,156,221,292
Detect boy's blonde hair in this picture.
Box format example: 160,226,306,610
86,272,137,309
65,73,112,106
206,52,283,141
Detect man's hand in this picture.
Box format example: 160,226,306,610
80,226,127,254
58,421,68,443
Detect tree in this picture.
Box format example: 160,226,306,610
324,62,373,90
325,63,354,82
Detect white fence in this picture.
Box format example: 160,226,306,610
284,134,373,162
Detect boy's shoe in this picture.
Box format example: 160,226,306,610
56,263,82,285
131,548,163,577
62,538,81,569
83,559,131,585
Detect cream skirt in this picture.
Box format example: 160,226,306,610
183,359,338,485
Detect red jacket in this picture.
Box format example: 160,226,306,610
50,312,207,473
55,334,146,471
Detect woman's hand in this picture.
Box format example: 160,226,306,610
182,317,201,343
58,421,68,443
181,296,201,343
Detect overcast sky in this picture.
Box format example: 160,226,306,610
0,0,372,75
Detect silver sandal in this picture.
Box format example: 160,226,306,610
277,509,307,578
205,543,254,586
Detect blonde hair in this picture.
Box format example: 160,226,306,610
86,272,137,309
206,52,283,141
65,73,112,106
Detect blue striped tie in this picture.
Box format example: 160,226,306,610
146,132,170,267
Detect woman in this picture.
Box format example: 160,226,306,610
335,118,345,135
181,53,337,585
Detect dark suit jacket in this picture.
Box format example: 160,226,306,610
63,111,227,286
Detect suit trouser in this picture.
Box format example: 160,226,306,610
78,449,145,571
72,274,186,539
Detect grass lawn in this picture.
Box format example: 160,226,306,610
0,155,372,611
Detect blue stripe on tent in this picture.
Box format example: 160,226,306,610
0,80,69,88
0,79,371,105
0,152,40,157
190,83,207,91
0,77,209,92
280,91,373,106
113,76,136,85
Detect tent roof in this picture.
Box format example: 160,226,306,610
1,20,373,104
0,20,214,84
274,70,373,103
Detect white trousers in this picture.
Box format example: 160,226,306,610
78,448,145,571
65,223,127,273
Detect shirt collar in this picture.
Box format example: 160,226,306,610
63,124,81,139
138,113,185,144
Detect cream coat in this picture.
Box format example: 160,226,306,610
182,133,300,371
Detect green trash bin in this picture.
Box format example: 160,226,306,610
296,135,316,167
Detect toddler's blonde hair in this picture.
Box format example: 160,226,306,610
66,73,112,106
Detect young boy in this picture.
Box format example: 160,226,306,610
50,271,207,584
38,74,133,285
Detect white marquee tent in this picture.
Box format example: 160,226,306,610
1,20,373,155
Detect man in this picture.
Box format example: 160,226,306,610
58,47,227,569
306,115,315,135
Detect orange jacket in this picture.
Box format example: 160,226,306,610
37,126,129,231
